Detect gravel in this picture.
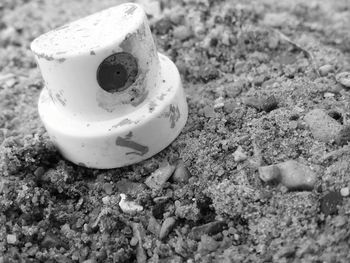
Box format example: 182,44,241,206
1,0,350,261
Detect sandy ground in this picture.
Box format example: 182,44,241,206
1,0,350,262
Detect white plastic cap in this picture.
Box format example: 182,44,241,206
31,3,188,169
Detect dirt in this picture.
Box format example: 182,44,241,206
1,0,350,262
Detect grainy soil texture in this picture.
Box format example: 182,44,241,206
1,0,350,262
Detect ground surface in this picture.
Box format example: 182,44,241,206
1,0,350,262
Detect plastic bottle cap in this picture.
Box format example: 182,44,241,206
31,3,188,169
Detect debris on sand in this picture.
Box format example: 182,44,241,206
6,234,17,245
242,95,279,113
335,125,350,146
320,191,343,216
119,194,143,214
318,64,333,76
159,217,176,240
197,235,220,255
145,163,176,190
173,25,193,41
132,223,147,263
189,221,227,241
3,0,350,261
340,187,349,197
172,160,191,183
258,165,281,183
233,146,248,162
147,215,161,236
259,160,316,191
271,28,320,77
304,109,342,142
336,72,350,88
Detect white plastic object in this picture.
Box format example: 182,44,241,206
30,3,188,169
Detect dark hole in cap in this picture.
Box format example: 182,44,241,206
97,52,138,93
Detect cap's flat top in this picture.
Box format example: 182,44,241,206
31,3,143,59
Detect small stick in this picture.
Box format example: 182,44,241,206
321,145,350,163
270,28,321,77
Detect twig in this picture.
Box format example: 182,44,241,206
321,145,350,163
270,28,321,77
0,73,16,83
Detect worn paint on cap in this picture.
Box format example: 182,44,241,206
32,3,188,169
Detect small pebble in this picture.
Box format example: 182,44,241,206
268,34,279,49
115,179,146,196
0,179,8,194
234,61,246,74
189,221,227,241
147,216,161,236
168,10,184,25
277,160,316,191
5,75,18,86
261,95,279,112
153,196,170,203
226,80,244,98
323,92,334,98
222,31,230,46
277,246,296,258
289,121,298,130
197,235,219,255
319,64,333,76
34,167,45,177
304,109,342,142
24,242,32,248
154,18,172,34
242,96,261,110
334,215,346,227
132,223,147,263
145,164,175,190
243,95,278,112
335,125,350,146
203,105,215,118
258,165,281,183
119,194,143,214
233,146,248,162
103,183,113,195
213,97,225,109
102,196,110,205
0,27,17,44
159,217,176,240
130,237,138,246
320,191,343,216
340,187,349,197
41,234,61,248
336,71,350,88
6,234,17,244
173,25,193,41
259,161,316,191
223,101,237,114
172,160,191,183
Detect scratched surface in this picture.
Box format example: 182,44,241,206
116,131,149,156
